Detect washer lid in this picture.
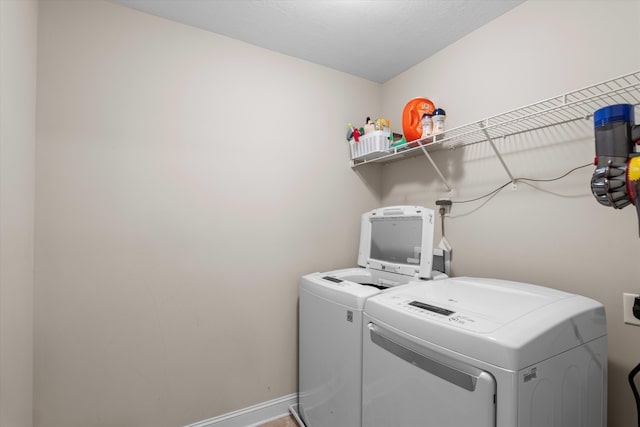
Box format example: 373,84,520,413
357,206,435,279
363,277,607,369
300,269,381,310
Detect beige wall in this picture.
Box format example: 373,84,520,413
380,1,640,426
34,1,381,426
0,1,37,426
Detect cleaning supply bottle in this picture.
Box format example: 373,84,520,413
347,123,356,141
421,113,433,138
364,117,376,134
433,108,446,135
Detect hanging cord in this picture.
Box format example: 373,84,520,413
630,362,640,427
451,162,592,205
435,200,452,252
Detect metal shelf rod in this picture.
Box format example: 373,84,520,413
480,122,515,186
419,144,452,192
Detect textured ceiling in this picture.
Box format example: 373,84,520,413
111,0,525,83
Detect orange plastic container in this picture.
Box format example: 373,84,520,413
402,98,435,144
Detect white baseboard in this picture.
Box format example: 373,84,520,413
183,393,298,427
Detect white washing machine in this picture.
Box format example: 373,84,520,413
298,206,438,427
362,277,607,427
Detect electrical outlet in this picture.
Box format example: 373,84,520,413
435,199,452,215
623,293,640,326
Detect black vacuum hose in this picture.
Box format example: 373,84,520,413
629,362,640,427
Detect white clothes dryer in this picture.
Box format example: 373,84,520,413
362,277,607,427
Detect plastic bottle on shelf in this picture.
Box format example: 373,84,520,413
364,117,376,134
433,108,446,135
421,113,433,138
347,123,356,141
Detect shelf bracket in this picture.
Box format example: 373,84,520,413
419,144,453,193
479,122,517,189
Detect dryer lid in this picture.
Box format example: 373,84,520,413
357,206,435,279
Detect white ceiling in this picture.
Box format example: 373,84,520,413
111,0,525,83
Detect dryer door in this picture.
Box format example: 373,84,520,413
363,322,496,427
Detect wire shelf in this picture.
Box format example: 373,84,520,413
351,70,640,167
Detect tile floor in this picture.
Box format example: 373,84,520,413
257,415,298,427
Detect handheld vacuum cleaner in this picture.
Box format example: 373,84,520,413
591,104,640,427
590,104,640,235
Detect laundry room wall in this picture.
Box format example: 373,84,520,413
34,1,381,426
0,1,37,426
379,1,640,426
